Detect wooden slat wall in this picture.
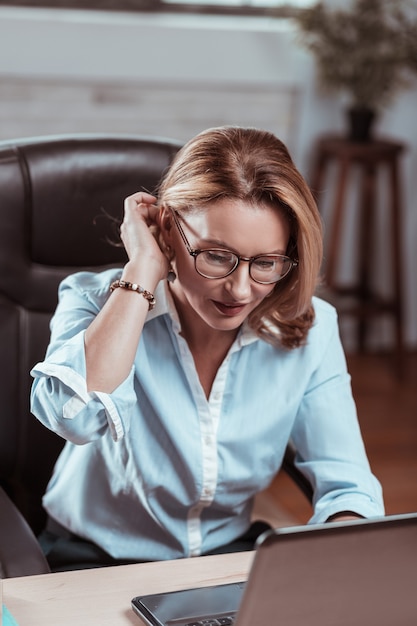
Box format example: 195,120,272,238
0,76,299,145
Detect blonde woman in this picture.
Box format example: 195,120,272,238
31,126,384,570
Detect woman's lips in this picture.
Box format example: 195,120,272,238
212,300,248,316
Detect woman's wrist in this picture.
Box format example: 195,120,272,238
121,258,165,291
110,279,156,310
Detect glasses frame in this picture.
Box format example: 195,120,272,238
170,208,298,285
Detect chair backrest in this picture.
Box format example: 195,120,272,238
0,133,182,534
0,485,51,577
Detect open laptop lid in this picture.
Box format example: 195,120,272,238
132,513,417,626
236,512,417,626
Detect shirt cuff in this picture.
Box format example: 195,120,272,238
309,494,385,525
31,360,134,442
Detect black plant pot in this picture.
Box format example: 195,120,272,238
347,106,376,142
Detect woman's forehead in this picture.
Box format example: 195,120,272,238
181,199,290,251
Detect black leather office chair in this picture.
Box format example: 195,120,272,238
0,485,50,577
0,133,312,578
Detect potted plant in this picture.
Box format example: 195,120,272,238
293,0,417,141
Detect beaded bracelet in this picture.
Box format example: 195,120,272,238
110,280,156,311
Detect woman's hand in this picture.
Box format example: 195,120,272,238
120,191,168,282
327,512,364,523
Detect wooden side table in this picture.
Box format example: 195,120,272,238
310,135,406,375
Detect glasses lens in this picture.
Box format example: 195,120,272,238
250,255,293,284
194,250,294,283
195,249,238,278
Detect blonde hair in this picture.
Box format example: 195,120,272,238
157,126,323,349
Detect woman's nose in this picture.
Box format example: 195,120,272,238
224,262,252,298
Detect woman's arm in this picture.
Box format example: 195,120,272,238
31,192,168,443
290,301,384,523
30,269,139,443
84,192,167,393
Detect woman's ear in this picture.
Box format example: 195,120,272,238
158,206,175,253
159,206,172,234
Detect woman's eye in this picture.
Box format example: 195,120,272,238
254,258,276,271
204,250,234,265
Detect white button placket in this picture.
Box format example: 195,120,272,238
184,352,230,557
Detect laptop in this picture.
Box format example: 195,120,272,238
131,512,417,626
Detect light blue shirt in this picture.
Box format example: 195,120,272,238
30,268,384,560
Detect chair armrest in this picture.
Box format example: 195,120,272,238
282,442,314,503
0,486,50,578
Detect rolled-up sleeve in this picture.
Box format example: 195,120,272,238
290,306,384,523
30,270,137,444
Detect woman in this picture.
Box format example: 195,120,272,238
31,126,384,570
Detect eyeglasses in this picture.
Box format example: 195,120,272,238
170,209,298,285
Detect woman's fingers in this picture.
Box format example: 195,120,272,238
119,192,167,274
124,192,157,212
123,192,159,226
126,191,157,204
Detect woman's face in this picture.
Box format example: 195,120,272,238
165,198,291,335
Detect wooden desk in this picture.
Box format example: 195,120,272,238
3,552,254,626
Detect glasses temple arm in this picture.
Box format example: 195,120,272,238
170,209,195,254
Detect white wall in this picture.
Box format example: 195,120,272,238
0,6,416,349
